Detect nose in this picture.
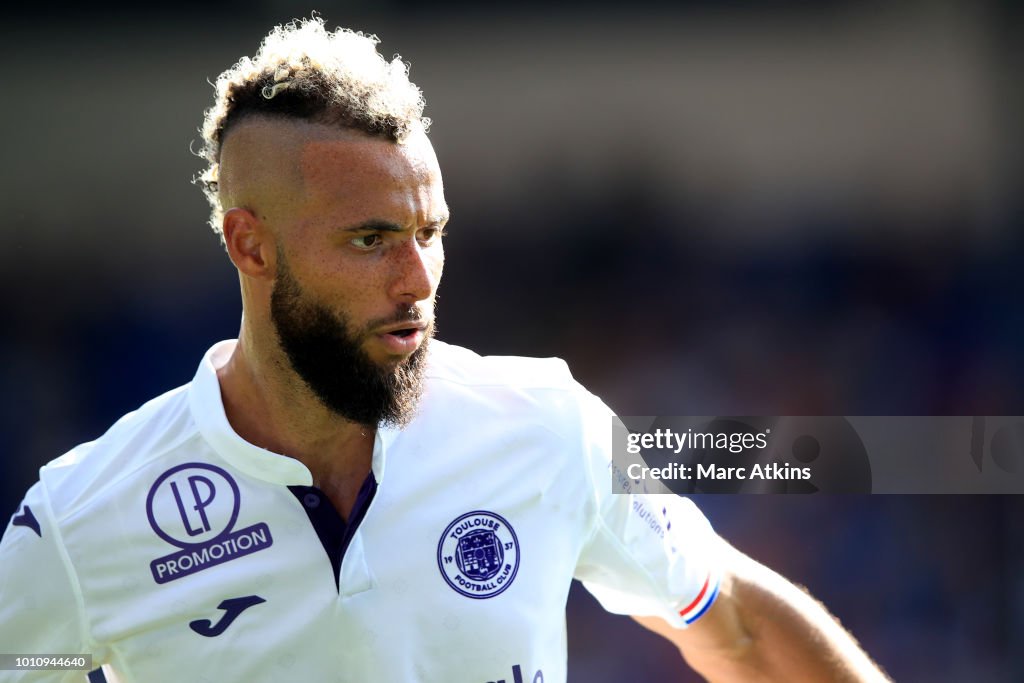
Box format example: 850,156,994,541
389,237,440,304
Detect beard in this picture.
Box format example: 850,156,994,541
269,253,431,428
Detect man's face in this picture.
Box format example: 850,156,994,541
270,248,430,427
261,124,448,426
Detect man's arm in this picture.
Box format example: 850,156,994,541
633,541,890,683
0,482,95,683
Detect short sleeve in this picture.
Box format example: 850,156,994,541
572,392,723,628
0,482,93,683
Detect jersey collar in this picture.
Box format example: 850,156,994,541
188,340,393,486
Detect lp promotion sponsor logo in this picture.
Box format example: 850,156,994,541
146,463,273,583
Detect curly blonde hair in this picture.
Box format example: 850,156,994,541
196,16,430,240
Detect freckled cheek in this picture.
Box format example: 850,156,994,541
329,266,387,312
428,248,445,290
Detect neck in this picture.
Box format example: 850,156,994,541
215,325,375,488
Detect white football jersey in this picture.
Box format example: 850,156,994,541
0,340,721,683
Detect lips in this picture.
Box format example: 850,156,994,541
377,320,427,336
375,321,428,355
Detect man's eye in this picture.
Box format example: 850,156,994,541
419,227,447,245
351,234,382,249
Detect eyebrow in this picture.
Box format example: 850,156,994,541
339,215,450,233
341,219,404,233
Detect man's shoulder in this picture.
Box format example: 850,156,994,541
420,341,612,444
425,339,577,392
38,382,199,518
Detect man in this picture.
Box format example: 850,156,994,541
0,17,888,683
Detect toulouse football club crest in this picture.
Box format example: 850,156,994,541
437,510,519,599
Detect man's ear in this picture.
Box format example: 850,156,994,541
222,207,276,279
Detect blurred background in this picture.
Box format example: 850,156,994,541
2,0,1023,680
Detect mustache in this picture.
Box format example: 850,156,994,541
365,306,432,332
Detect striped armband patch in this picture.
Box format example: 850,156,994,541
678,573,721,625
